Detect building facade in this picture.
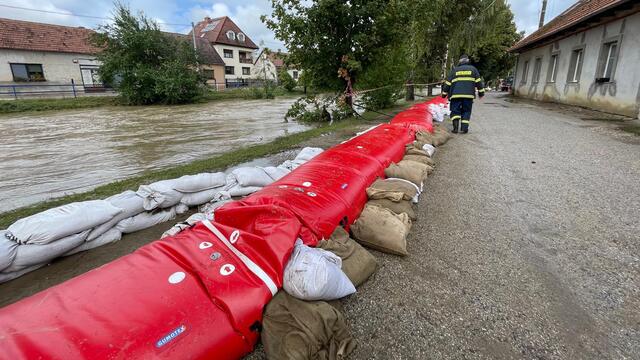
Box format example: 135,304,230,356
191,17,259,84
510,0,640,118
253,49,302,83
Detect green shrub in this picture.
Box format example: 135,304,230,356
278,69,297,92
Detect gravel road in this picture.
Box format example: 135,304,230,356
339,93,640,359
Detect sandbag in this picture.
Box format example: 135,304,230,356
199,199,232,215
366,178,419,202
351,204,411,256
279,159,307,171
65,228,123,256
180,188,224,206
405,144,430,157
295,147,324,162
384,161,428,187
232,167,274,187
226,185,263,198
402,154,435,166
161,212,210,239
422,143,436,157
175,203,189,215
0,231,18,271
115,207,177,234
262,291,356,360
4,230,89,272
318,227,376,287
172,173,226,193
6,200,122,245
87,191,145,241
415,131,435,145
137,180,183,210
432,126,452,146
367,198,417,221
283,240,355,301
0,264,44,284
264,166,291,181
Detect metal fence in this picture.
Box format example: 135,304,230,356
224,78,271,89
0,80,114,100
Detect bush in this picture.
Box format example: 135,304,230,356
92,4,202,105
285,95,353,123
278,69,297,92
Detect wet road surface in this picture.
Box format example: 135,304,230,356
0,98,306,212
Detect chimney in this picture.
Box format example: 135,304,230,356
538,0,548,28
204,16,211,22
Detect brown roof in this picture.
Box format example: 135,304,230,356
510,0,634,52
0,17,101,54
191,16,258,49
165,32,225,66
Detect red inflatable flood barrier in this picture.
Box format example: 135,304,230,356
0,99,442,359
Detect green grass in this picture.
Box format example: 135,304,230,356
620,124,640,136
0,101,415,228
0,96,118,115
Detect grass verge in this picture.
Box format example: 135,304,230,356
0,101,416,228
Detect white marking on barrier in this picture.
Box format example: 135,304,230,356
168,272,186,284
302,181,312,187
356,146,364,149
199,241,213,249
229,230,240,244
307,192,317,197
220,264,235,276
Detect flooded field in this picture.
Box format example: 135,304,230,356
0,98,307,212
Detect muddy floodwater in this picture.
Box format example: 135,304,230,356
0,98,307,212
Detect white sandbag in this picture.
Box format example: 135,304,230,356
137,180,183,211
278,159,307,171
6,200,122,245
232,167,274,187
225,185,262,198
199,199,232,215
161,213,209,239
0,264,45,284
263,166,290,181
87,191,145,241
65,228,123,256
294,147,324,162
0,231,18,272
115,207,177,234
283,239,356,301
175,203,189,215
4,230,89,272
422,143,436,157
181,188,225,206
172,173,226,193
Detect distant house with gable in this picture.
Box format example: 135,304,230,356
253,49,302,83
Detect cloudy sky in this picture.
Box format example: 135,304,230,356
1,0,578,50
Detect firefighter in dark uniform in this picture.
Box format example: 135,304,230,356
441,55,485,133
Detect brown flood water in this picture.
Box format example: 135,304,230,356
0,98,307,212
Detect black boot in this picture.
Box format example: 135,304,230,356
461,121,469,134
452,119,459,133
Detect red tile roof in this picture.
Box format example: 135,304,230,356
191,16,258,50
165,32,225,66
510,0,633,52
0,17,101,54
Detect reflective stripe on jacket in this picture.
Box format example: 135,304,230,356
442,64,485,99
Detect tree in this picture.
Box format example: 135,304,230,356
92,3,202,105
278,68,297,92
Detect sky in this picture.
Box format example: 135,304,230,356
0,0,579,51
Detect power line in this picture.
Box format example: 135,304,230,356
0,3,191,26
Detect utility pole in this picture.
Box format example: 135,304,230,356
191,22,197,50
539,0,548,28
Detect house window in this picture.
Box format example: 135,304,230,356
225,66,235,75
521,60,529,84
202,69,215,80
597,41,618,81
226,31,235,40
532,57,542,84
223,49,233,58
10,63,45,82
242,67,250,75
567,48,584,83
547,54,558,83
237,33,245,42
292,71,298,79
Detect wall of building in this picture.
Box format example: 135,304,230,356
514,12,640,118
213,44,256,80
201,64,226,90
252,56,278,81
0,49,99,85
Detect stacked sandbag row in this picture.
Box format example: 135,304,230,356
0,147,323,283
0,97,442,359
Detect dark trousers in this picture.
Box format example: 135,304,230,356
449,98,474,131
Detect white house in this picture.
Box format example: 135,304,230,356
191,16,259,85
510,0,640,118
253,49,302,83
0,18,104,97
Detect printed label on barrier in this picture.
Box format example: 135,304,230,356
155,325,187,348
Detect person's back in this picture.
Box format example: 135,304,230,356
442,55,484,133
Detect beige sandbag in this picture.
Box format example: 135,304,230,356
405,144,429,157
384,161,428,187
262,291,356,360
367,198,417,221
415,131,434,145
351,204,411,256
403,154,435,166
318,227,376,287
366,178,418,202
432,126,452,146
